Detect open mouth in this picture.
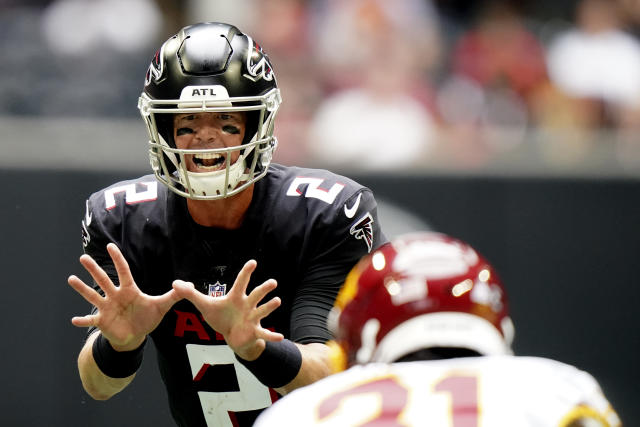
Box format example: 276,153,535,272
192,153,226,171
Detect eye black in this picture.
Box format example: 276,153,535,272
223,125,240,134
176,127,194,136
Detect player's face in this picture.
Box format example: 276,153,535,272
173,112,247,173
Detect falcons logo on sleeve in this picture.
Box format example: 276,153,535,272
81,199,92,248
350,213,374,253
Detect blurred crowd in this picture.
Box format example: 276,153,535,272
2,0,640,173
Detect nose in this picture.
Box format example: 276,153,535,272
194,122,222,145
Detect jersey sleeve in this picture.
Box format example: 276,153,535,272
82,195,120,274
556,369,622,427
80,175,161,292
290,187,388,344
509,356,622,427
79,193,121,337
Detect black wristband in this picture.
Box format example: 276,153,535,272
92,333,146,378
235,339,302,388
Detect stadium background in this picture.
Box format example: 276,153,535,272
1,0,639,425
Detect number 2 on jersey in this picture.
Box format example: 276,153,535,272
186,344,273,427
286,177,345,204
103,181,158,210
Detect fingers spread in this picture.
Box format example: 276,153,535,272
79,254,117,295
68,275,104,306
71,314,96,328
247,279,277,307
253,296,281,320
230,259,257,297
151,288,182,313
172,280,196,295
172,280,209,312
107,243,135,288
257,328,284,342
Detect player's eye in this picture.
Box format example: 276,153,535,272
222,125,240,134
176,127,194,136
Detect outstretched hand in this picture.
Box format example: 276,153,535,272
68,243,181,351
172,259,283,359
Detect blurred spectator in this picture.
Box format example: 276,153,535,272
1,0,640,173
182,0,253,32
435,0,548,167
616,0,640,37
305,0,442,171
310,0,441,91
0,0,53,6
0,0,163,117
249,0,323,166
0,7,49,115
435,76,529,167
42,0,162,56
450,0,547,104
545,0,640,129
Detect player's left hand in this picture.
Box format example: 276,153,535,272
172,259,283,359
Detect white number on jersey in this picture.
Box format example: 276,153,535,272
286,177,345,204
186,344,273,427
104,181,158,210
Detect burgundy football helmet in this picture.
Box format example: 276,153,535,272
328,232,514,370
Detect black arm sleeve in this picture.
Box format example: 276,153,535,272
289,189,387,343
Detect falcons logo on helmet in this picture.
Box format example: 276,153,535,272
350,213,374,253
144,45,165,86
244,36,274,82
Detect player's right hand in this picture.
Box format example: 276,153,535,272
67,243,181,351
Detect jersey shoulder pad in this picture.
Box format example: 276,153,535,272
83,175,165,249
261,164,385,254
88,174,163,217
265,164,373,212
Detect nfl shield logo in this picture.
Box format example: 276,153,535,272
207,281,226,298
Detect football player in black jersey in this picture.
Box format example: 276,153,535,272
67,22,387,427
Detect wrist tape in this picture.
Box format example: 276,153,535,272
235,339,302,388
92,333,146,378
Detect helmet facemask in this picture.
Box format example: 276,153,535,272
139,87,280,200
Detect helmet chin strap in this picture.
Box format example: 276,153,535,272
178,155,249,198
157,130,257,198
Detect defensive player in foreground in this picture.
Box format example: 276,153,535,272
254,232,621,426
67,22,386,427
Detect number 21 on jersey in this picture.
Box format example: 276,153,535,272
315,374,479,426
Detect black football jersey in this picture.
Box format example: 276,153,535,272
80,163,387,427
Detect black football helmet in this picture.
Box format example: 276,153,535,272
138,22,281,199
